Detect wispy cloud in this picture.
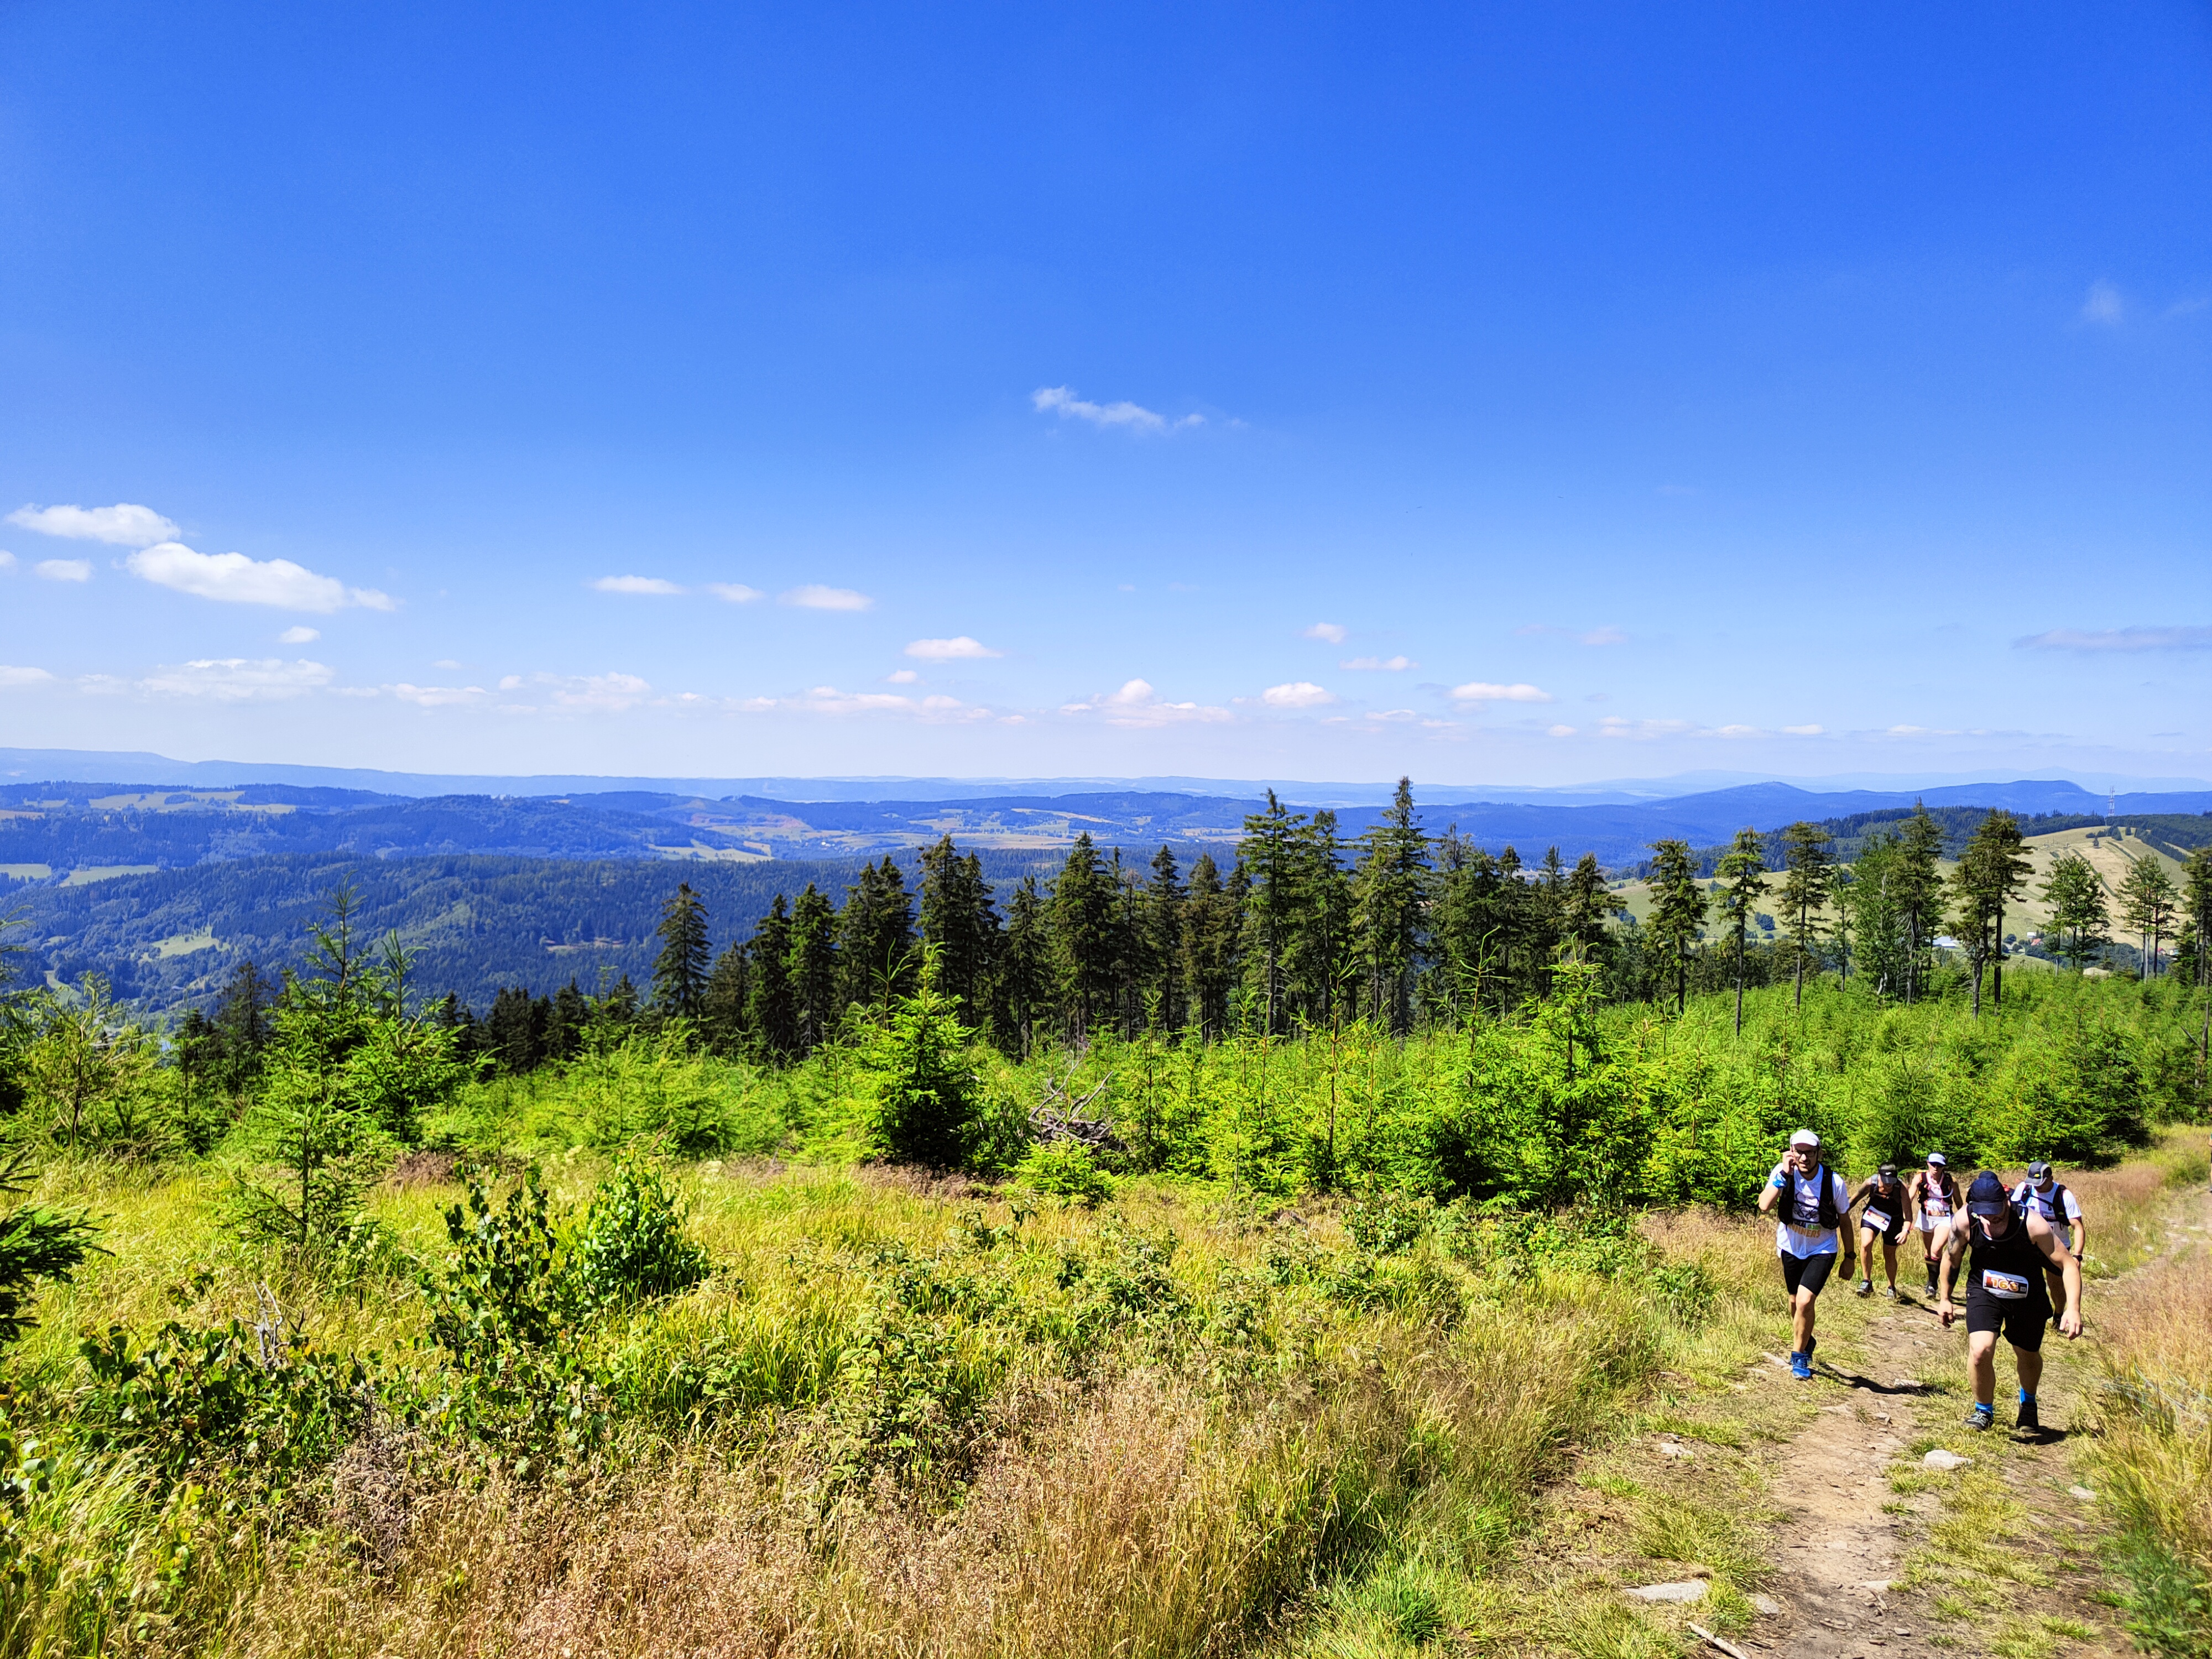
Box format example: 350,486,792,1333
1450,680,1552,705
127,543,393,612
1717,724,1760,739
7,502,179,546
2017,624,2212,653
1303,622,1347,644
2081,280,2124,326
1061,679,1233,728
1547,723,1576,737
739,685,982,721
781,584,872,611
541,672,653,711
905,635,1003,661
1340,654,1414,671
1032,386,1201,433
593,575,684,596
1782,723,1825,737
279,625,321,644
1596,716,1690,740
707,582,762,603
390,682,489,707
139,658,333,700
0,552,14,571
1516,622,1627,646
34,559,90,582
0,665,54,688
1261,681,1336,709
884,669,921,684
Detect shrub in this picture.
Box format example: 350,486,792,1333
568,1156,708,1310
1014,1141,1115,1207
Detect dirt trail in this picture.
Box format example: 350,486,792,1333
1750,1187,2211,1659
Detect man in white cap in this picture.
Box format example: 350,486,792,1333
2010,1161,2086,1316
1756,1128,1855,1379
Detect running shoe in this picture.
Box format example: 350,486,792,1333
2016,1398,2039,1432
1966,1405,1995,1432
1884,1286,1898,1300
1856,1279,1873,1297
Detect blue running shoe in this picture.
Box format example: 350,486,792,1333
1790,1351,1813,1380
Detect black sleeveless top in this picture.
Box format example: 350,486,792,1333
1967,1213,2049,1307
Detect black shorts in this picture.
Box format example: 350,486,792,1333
1781,1252,1837,1297
1965,1281,2051,1350
1859,1208,1908,1247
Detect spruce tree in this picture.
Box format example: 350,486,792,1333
2039,852,2110,969
1646,838,1707,1015
2181,846,2212,1086
1181,853,1239,1040
1351,778,1428,1035
746,896,799,1060
1144,846,1186,1033
2116,853,2180,982
1777,821,1835,1009
838,857,916,1012
1896,805,1945,1004
1237,791,1307,1034
919,836,999,1025
1560,852,1609,964
1050,833,1116,1041
651,882,711,1022
786,883,840,1053
1950,811,2032,1014
701,942,752,1055
998,875,1050,1057
1712,828,1768,1035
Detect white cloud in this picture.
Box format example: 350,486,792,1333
1303,622,1348,644
2082,280,2124,326
1062,679,1233,728
1717,724,1760,738
1579,625,1627,646
1340,654,1414,671
2017,624,2212,652
498,675,524,691
905,635,1002,661
126,542,392,612
0,665,54,687
280,625,322,644
1262,681,1337,709
781,584,873,611
34,559,91,582
593,575,684,596
1547,723,1576,737
1031,385,1201,433
1450,680,1552,704
706,582,763,603
1597,716,1691,740
391,682,489,707
738,685,985,721
1782,723,1825,737
7,502,179,546
140,658,333,701
0,551,14,571
884,669,921,684
542,672,653,711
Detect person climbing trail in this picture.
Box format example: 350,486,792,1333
1757,1129,1855,1379
2010,1160,2086,1317
1938,1170,2082,1432
1908,1151,1958,1297
1848,1162,1909,1297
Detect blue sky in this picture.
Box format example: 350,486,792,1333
1,2,2207,787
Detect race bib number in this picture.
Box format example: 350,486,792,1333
1980,1269,2031,1301
1865,1209,1892,1233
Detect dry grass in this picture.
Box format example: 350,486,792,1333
2094,1234,2212,1583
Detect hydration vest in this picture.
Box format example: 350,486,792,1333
2013,1180,2074,1231
1921,1172,1956,1216
1787,1164,1844,1232
1969,1212,2049,1304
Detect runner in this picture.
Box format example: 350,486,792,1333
1937,1170,2082,1432
1847,1162,1910,1297
1908,1151,1958,1297
2010,1160,2087,1315
1756,1128,1855,1379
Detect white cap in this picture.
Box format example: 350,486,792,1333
1789,1128,1820,1149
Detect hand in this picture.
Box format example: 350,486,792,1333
1783,1149,1802,1175
1938,1298,1956,1328
2059,1307,2081,1339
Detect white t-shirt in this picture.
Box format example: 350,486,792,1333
1771,1162,1852,1258
2011,1180,2082,1248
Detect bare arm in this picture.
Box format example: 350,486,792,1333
1757,1156,1792,1215
2028,1211,2084,1338
1937,1225,1970,1323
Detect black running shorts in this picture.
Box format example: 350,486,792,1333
1780,1252,1837,1297
1965,1279,2050,1351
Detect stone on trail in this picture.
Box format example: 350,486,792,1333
1922,1449,1971,1471
2069,1485,2097,1501
1625,1581,1708,1604
1751,1594,1782,1617
1658,1441,1695,1458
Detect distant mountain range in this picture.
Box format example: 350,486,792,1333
5,752,2208,1018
